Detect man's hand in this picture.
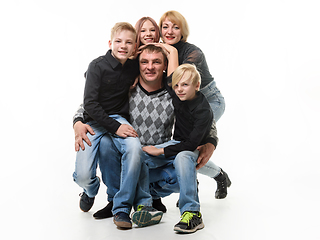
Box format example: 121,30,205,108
115,124,139,138
74,121,95,151
196,143,216,170
142,146,164,156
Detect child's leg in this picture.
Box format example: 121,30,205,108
98,134,121,202
73,121,107,198
174,150,200,215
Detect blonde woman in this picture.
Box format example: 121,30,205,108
158,10,230,200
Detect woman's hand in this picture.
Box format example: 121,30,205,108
139,43,179,76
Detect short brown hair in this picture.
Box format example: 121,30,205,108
139,44,168,65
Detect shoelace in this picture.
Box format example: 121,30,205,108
137,205,156,212
180,212,196,224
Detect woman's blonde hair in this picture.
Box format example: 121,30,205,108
172,64,201,90
110,22,136,41
159,10,189,42
135,17,160,48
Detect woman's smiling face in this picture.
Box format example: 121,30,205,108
161,18,182,45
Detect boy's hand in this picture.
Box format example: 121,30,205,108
196,143,215,170
142,146,164,156
74,121,95,151
115,124,138,138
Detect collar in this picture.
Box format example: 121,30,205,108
172,41,185,50
186,92,202,111
106,49,122,69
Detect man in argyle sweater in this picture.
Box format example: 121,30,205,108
73,45,220,219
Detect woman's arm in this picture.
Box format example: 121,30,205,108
153,43,179,76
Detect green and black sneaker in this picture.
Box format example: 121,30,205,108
131,205,163,227
174,211,204,233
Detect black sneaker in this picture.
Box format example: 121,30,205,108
174,211,204,233
79,192,95,212
214,169,232,199
93,201,113,219
152,198,167,213
113,212,132,229
131,205,163,227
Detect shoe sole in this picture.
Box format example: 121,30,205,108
131,210,163,227
113,218,132,229
174,222,205,233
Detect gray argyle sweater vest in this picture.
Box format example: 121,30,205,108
129,83,174,146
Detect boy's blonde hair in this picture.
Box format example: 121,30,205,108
110,22,137,41
159,10,189,42
172,64,201,90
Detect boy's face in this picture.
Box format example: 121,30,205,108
108,30,136,65
173,73,200,101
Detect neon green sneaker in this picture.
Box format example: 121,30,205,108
131,205,163,227
174,211,204,233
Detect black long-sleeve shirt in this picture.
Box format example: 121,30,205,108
163,86,215,158
172,41,216,89
83,50,139,134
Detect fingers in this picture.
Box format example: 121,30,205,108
86,124,95,136
116,124,139,138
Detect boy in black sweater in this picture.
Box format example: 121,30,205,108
142,63,213,233
73,22,162,229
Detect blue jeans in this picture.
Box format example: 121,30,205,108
73,115,150,215
99,135,179,201
144,140,200,214
200,81,225,122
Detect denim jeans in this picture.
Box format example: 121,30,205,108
73,115,151,215
200,81,225,122
144,140,200,214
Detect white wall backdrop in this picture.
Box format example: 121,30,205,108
1,0,319,239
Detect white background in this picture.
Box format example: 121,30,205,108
1,0,320,239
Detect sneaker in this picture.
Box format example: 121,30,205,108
79,192,95,212
113,212,132,229
131,205,163,227
93,201,113,219
214,169,232,199
174,211,204,233
152,198,167,213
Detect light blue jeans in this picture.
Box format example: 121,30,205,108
98,134,152,212
200,81,225,122
73,115,151,215
98,136,179,204
144,140,200,214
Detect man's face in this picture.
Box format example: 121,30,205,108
108,30,136,65
139,51,167,83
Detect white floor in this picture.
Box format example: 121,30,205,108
2,1,320,239
2,105,320,240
